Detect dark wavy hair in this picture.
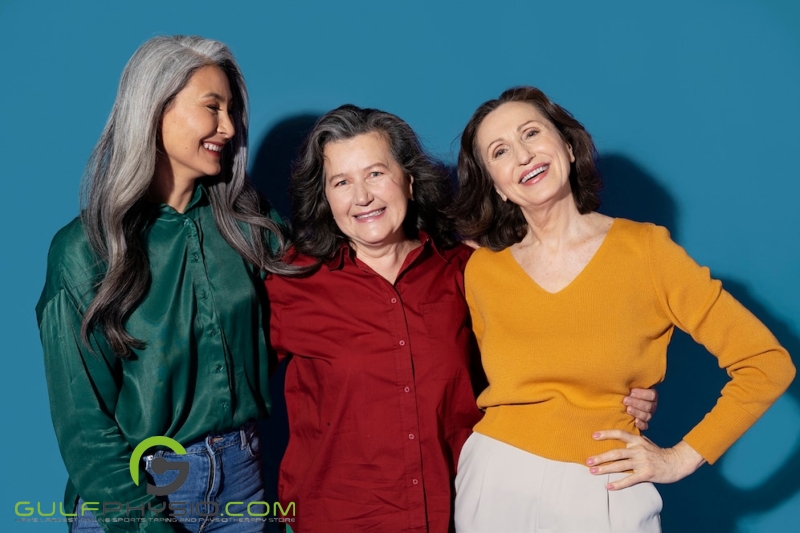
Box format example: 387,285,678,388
290,104,457,259
451,86,602,250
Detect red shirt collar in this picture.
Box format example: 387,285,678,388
326,231,444,271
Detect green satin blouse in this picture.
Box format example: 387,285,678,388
36,185,275,531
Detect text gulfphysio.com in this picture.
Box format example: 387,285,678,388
14,435,296,525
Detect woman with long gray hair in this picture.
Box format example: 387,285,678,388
36,35,288,532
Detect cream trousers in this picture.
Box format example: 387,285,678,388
454,432,662,533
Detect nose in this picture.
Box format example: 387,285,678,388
218,110,236,140
353,180,373,206
515,141,534,165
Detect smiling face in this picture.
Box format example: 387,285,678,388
323,131,413,255
155,65,235,184
476,101,575,211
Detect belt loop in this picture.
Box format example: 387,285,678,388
240,424,248,450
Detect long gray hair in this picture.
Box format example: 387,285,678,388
80,35,291,358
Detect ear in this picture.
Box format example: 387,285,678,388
407,174,414,200
495,187,508,202
567,143,576,164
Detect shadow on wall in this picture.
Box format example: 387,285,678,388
598,153,800,533
250,114,322,219
251,114,320,533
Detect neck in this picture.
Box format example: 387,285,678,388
519,197,587,247
150,173,198,213
353,239,419,284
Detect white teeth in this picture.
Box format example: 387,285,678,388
355,208,385,219
521,165,548,183
203,143,222,152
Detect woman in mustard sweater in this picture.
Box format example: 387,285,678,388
450,86,795,532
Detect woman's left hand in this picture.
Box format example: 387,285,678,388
586,431,706,490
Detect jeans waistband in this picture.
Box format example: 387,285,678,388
146,420,257,458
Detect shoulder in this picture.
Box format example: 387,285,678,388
47,217,91,259
46,217,97,275
39,217,103,309
264,247,323,289
280,246,325,268
439,242,475,271
464,245,509,281
466,245,505,266
603,218,680,258
607,217,661,240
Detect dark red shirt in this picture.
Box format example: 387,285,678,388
266,236,483,532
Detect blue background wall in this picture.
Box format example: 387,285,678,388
2,0,798,531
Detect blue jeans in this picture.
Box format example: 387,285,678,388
72,421,267,532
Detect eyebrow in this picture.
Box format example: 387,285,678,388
485,120,547,152
326,162,391,183
516,119,545,132
201,92,230,102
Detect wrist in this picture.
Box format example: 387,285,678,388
674,440,706,476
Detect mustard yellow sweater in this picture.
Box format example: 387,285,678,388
464,218,795,465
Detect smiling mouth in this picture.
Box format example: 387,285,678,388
355,208,385,219
203,143,223,152
521,165,548,184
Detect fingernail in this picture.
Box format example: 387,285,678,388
623,398,630,405
590,467,599,474
592,432,600,439
586,458,595,466
606,484,614,490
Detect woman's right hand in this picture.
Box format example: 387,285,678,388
624,388,658,430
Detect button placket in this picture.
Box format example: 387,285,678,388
385,282,425,519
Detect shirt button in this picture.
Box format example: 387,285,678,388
215,365,223,373
404,386,410,393
390,298,397,304
199,291,207,299
412,478,419,485
408,433,415,440
183,219,191,227
192,252,200,262
399,340,405,346
209,329,217,337
222,401,229,408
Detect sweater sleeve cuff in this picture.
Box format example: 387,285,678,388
683,399,759,464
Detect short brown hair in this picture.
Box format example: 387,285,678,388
451,86,602,250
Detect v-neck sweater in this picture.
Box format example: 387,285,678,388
464,218,794,465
